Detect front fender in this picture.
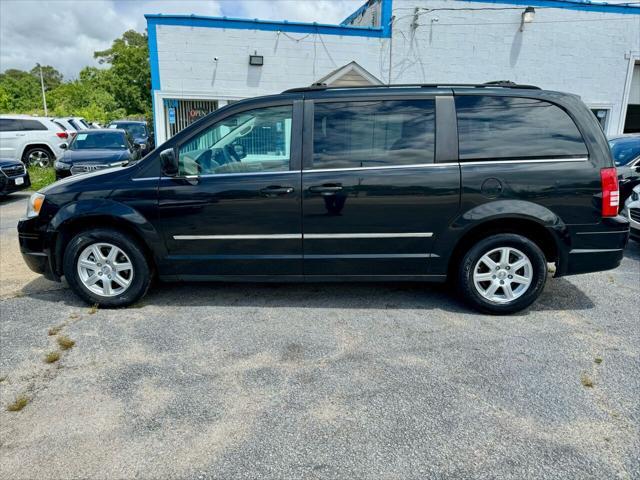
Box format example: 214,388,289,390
49,198,165,267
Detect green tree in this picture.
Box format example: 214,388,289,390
0,69,42,112
94,30,151,117
29,65,63,91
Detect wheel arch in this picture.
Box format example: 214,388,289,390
49,201,163,277
20,143,56,161
445,216,563,280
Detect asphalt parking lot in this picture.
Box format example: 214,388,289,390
1,191,639,479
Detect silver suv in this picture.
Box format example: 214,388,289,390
0,115,69,167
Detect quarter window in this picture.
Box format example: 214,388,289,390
312,100,435,170
19,119,47,131
178,105,292,176
455,96,588,161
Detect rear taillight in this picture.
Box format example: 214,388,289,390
600,167,619,217
56,131,68,139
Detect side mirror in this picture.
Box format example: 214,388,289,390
59,143,68,150
160,148,179,177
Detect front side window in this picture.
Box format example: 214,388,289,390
178,105,292,176
312,100,435,170
0,119,21,132
456,96,588,161
70,132,127,150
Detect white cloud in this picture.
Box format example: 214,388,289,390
0,0,363,79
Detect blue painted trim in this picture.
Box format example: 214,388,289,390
144,1,394,38
461,0,640,15
147,20,160,90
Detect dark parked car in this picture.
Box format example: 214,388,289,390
54,129,141,179
107,120,154,155
0,159,30,196
19,83,629,313
608,134,640,204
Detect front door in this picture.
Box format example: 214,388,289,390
158,101,303,277
302,97,460,277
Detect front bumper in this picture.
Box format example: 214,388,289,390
0,172,30,194
18,217,60,282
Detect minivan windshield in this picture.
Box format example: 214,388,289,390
70,132,127,150
609,136,640,166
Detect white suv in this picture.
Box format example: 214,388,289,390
0,115,69,167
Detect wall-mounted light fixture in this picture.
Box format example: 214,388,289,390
249,51,263,66
520,6,535,31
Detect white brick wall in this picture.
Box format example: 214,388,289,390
152,1,640,141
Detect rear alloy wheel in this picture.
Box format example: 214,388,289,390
63,229,152,307
23,147,53,168
458,233,547,314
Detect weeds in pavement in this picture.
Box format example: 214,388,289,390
0,376,6,383
57,335,75,350
7,395,29,412
594,357,603,364
44,351,61,363
88,304,98,314
581,373,594,388
48,325,64,336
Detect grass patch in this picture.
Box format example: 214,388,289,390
44,351,60,363
88,304,98,314
581,373,594,388
594,357,603,364
0,376,6,383
27,166,56,191
69,313,80,320
57,335,75,350
7,395,29,412
48,325,64,336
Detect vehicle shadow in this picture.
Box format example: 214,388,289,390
18,276,595,314
0,191,30,206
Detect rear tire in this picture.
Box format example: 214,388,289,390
63,229,152,308
457,233,547,314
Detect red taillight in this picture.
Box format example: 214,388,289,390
600,167,619,217
56,131,68,139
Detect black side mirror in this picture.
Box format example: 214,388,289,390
59,143,68,150
160,148,178,177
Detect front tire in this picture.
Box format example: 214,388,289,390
63,229,152,308
23,147,53,167
458,233,547,314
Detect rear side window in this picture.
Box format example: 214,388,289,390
455,96,587,161
312,100,435,170
19,119,48,131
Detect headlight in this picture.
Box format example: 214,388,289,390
26,192,45,218
54,160,71,169
633,191,639,202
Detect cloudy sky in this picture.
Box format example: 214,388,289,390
0,0,363,79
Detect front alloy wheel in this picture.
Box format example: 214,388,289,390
77,243,134,297
63,229,152,308
27,149,52,167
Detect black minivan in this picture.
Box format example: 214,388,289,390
18,84,629,314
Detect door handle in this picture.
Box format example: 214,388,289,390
309,184,343,195
260,185,294,197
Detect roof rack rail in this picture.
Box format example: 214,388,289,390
283,81,541,93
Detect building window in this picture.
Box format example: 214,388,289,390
165,99,219,138
590,108,610,132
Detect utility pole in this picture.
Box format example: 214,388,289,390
37,63,48,116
